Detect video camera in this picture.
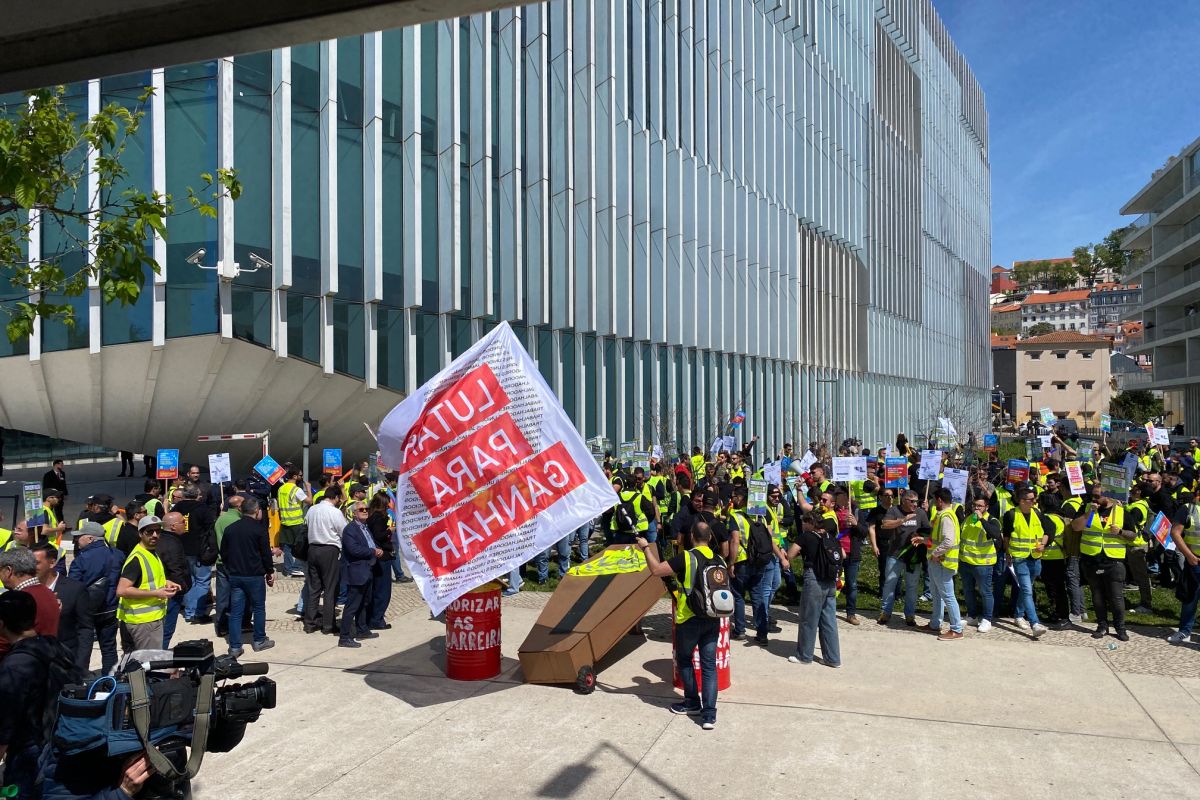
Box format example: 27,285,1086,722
51,639,276,799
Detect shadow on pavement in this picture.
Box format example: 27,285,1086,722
348,634,523,708
535,742,697,800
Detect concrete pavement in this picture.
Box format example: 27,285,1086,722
191,579,1200,800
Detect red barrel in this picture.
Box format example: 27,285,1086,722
671,609,731,692
445,582,502,681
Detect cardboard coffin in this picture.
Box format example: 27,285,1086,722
518,546,665,685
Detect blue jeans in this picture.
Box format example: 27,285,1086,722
573,524,591,561
228,574,267,649
1177,564,1200,635
880,556,919,619
1011,557,1041,626
645,520,658,543
504,567,524,594
97,618,118,675
163,594,183,648
281,543,299,575
960,563,995,621
993,559,1018,617
929,561,962,633
183,556,212,619
797,569,840,665
674,616,719,724
388,555,407,580
535,536,571,582
843,559,862,617
749,560,779,641
731,562,749,636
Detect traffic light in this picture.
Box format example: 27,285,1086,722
309,417,319,444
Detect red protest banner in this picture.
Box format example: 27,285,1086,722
409,412,534,518
401,363,510,471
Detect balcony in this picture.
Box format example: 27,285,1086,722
1142,312,1200,344
1141,263,1200,305
1155,360,1190,380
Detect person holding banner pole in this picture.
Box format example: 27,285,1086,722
1168,490,1200,645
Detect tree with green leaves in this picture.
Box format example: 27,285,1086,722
1109,390,1164,424
0,86,240,343
1012,259,1077,291
1026,322,1056,337
1071,226,1133,287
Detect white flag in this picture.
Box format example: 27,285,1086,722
377,322,618,616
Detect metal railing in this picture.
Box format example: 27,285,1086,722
1152,214,1200,262
1143,312,1200,343
1142,263,1200,304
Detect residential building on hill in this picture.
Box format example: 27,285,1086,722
992,331,1111,426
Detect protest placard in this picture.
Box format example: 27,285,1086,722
633,450,651,470
917,450,942,481
884,457,909,489
748,479,769,515
982,434,998,452
1065,461,1086,495
377,321,618,615
763,461,782,487
22,483,41,521
1100,413,1112,433
208,452,232,484
832,456,867,483
941,468,968,504
1025,438,1039,462
1100,462,1129,502
1007,459,1030,486
1148,511,1175,551
1040,407,1056,426
253,454,286,485
156,448,179,481
322,448,342,475
798,450,818,473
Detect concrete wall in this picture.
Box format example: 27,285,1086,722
1015,342,1111,424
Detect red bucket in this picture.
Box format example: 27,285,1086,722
445,582,502,681
671,611,731,692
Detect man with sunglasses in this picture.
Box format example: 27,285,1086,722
339,501,384,648
1000,488,1051,639
877,491,930,626
114,515,183,656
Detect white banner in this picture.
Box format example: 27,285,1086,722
378,322,618,616
918,450,943,480
941,468,968,504
208,452,232,484
832,456,867,483
937,417,958,438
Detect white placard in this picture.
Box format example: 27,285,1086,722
651,444,664,461
937,417,958,438
917,450,943,480
208,452,232,484
763,461,782,486
798,450,818,473
721,435,737,453
941,468,969,504
1038,435,1052,450
378,322,618,616
1152,426,1170,446
832,456,868,483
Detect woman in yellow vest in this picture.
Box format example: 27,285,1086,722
1071,482,1134,642
960,496,999,632
927,489,963,640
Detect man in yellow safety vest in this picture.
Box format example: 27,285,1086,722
1000,487,1051,639
927,489,964,640
115,515,183,655
1071,481,1135,642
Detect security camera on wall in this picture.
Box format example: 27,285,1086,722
185,248,206,265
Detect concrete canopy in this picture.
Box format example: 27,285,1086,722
0,0,529,93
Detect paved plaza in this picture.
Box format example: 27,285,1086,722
193,578,1200,800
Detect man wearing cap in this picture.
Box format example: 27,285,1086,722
77,494,122,551
41,490,68,549
158,512,193,648
69,520,123,675
115,516,182,655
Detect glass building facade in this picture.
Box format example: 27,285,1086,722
1,0,991,455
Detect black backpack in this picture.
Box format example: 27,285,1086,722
685,550,735,618
614,495,639,533
811,532,843,581
745,518,776,569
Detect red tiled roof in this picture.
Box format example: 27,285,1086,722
991,303,1022,313
991,276,1019,292
1016,331,1111,346
1022,289,1091,305
991,334,1018,349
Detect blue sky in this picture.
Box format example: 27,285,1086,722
932,0,1200,268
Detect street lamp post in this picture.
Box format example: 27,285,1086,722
1025,394,1034,424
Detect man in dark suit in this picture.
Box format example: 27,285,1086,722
32,543,94,671
41,459,68,505
338,501,381,649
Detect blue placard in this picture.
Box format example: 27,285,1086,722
254,454,286,485
322,448,342,474
884,457,909,489
156,448,180,480
983,434,998,450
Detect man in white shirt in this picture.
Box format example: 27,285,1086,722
303,492,346,634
